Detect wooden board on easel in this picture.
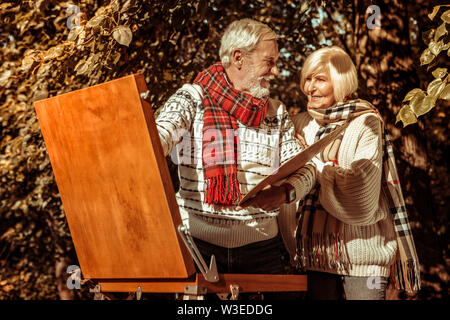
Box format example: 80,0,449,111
34,74,195,280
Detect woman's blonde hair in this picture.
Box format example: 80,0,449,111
219,18,277,68
300,46,358,102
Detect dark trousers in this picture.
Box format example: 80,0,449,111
193,235,285,274
306,271,389,300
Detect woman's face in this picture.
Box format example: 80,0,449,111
304,70,336,109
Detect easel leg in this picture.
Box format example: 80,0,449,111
90,284,105,300
183,285,206,300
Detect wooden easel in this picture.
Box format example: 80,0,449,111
34,74,307,300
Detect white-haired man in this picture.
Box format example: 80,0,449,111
155,18,316,274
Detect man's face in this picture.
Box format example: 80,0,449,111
241,39,279,98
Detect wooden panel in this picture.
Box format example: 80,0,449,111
98,274,307,293
34,74,195,279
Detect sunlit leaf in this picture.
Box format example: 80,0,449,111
429,40,444,56
431,67,447,79
67,26,83,42
41,45,64,61
427,78,445,96
403,88,424,102
113,25,132,47
441,9,450,23
428,6,441,21
410,90,426,109
396,105,418,127
438,83,450,100
434,23,447,42
74,59,89,76
420,48,435,65
411,95,436,117
86,14,106,27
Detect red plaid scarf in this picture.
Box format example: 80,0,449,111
194,63,269,206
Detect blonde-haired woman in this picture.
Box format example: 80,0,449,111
279,46,421,300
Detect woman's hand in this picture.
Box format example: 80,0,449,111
295,132,308,149
235,185,286,211
311,156,335,174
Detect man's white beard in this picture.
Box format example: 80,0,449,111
247,67,273,98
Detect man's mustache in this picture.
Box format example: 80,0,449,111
259,75,275,82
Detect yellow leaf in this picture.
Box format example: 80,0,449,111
113,25,132,47
396,105,418,127
441,9,450,23
420,48,435,65
403,88,424,102
434,22,447,42
411,95,436,116
431,67,447,79
438,83,450,100
410,90,426,108
428,6,441,21
42,45,64,61
428,40,444,56
427,78,445,96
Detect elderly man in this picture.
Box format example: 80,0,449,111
155,18,315,274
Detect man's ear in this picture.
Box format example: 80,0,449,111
231,49,244,69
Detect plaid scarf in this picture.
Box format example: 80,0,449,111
194,63,269,206
295,99,421,292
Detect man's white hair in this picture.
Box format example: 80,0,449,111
219,18,277,68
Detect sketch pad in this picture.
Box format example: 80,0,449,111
238,122,349,205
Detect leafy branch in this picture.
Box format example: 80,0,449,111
396,5,450,127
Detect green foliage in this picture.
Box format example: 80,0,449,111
397,5,450,127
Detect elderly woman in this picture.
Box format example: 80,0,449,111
279,46,420,300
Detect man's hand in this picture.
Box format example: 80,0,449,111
235,184,286,211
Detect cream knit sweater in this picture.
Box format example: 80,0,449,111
156,84,316,248
279,111,398,277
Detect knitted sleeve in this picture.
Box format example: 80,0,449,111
278,106,316,203
318,114,385,226
155,84,200,156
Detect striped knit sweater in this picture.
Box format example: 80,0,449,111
279,112,398,277
155,83,316,248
